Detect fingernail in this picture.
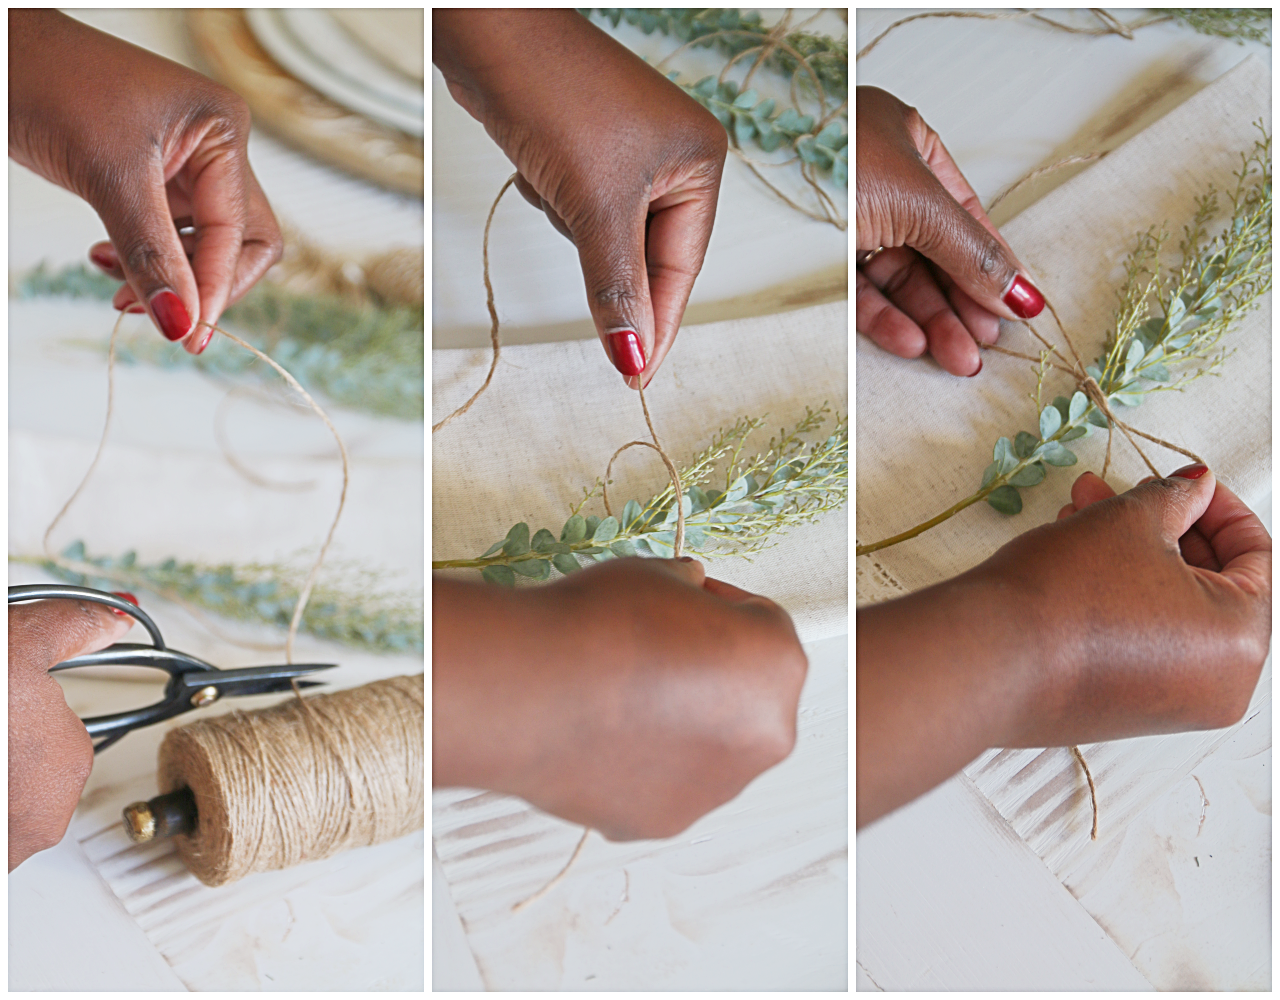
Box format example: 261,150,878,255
1171,463,1209,480
678,556,695,563
90,248,115,271
110,591,139,616
150,290,192,342
1002,274,1045,319
126,304,145,314
968,358,983,377
190,325,215,355
605,330,646,377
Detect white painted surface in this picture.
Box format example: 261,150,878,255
854,11,1271,990
9,9,424,990
433,634,848,991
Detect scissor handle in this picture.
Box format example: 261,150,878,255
8,584,166,650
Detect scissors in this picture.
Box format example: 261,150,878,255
8,584,336,753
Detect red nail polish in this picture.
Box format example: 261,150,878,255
126,305,145,314
968,358,983,377
150,290,192,342
110,591,139,616
1002,275,1045,319
605,330,646,377
90,248,115,271
1171,463,1209,480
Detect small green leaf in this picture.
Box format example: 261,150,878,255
1087,408,1111,428
732,87,759,109
1166,295,1187,331
530,528,556,552
987,485,1023,515
1110,392,1145,406
993,437,1018,474
593,516,619,543
1140,317,1165,343
621,499,642,529
1069,391,1089,422
1061,426,1088,442
1143,363,1171,382
1053,396,1072,423
726,477,750,503
480,540,505,558
1125,340,1145,373
980,461,999,488
481,565,516,588
1014,431,1039,459
584,515,601,539
512,558,551,580
561,514,586,543
1040,405,1062,440
645,534,675,558
1085,364,1103,382
610,539,638,558
552,553,581,575
503,523,530,556
1042,442,1078,466
1009,462,1046,487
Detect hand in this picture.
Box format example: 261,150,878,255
857,465,1270,828
433,558,808,840
8,10,283,354
433,9,727,389
9,596,135,871
855,86,1045,377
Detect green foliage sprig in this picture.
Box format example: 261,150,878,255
434,405,848,585
1159,8,1271,44
858,126,1271,557
581,8,848,99
19,541,424,654
13,265,425,420
676,76,847,185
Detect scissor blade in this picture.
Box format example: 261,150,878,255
182,663,337,694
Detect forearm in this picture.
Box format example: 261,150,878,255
855,570,1037,828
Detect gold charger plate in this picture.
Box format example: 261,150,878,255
187,8,423,197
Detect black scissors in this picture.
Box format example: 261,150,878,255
8,584,336,753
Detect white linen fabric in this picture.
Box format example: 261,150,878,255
857,56,1271,600
432,299,849,641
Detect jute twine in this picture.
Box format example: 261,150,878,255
158,673,424,886
433,176,699,911
42,303,425,874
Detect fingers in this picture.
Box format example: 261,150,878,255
569,194,654,388
906,124,1045,323
94,162,200,348
640,183,720,389
855,267,926,359
1120,464,1217,550
1190,479,1272,596
862,249,980,376
8,598,132,672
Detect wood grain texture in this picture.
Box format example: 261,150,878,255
433,635,848,990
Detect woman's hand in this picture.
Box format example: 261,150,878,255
856,86,1045,377
857,466,1271,829
8,10,282,354
433,9,727,389
9,596,136,871
434,558,808,840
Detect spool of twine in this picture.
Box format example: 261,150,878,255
157,674,424,887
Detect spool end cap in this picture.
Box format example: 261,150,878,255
123,801,156,843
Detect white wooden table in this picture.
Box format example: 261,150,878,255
855,9,1271,991
9,9,424,991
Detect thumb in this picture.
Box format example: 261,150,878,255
95,170,199,346
1125,463,1216,546
574,207,655,387
643,556,707,589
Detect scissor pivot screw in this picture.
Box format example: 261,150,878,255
191,685,220,707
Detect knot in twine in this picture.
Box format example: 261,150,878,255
988,297,1204,482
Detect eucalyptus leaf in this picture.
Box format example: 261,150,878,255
552,553,582,575
1143,363,1171,382
584,515,601,538
986,485,1023,515
480,540,505,558
530,528,556,552
1061,426,1088,442
980,461,999,488
1014,431,1039,459
1053,396,1072,423
1040,405,1061,440
610,539,638,558
593,516,619,543
502,522,530,557
1009,462,1047,487
993,437,1018,474
622,499,642,529
560,514,587,543
1110,392,1145,406
1087,408,1111,428
1042,442,1078,466
512,558,551,580
481,565,516,588
1069,390,1089,422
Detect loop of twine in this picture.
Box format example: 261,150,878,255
44,312,351,667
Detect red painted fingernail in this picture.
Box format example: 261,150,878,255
968,358,983,377
90,248,116,271
150,290,192,342
1171,463,1209,480
605,330,646,377
1002,274,1045,319
126,305,145,314
110,591,139,616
